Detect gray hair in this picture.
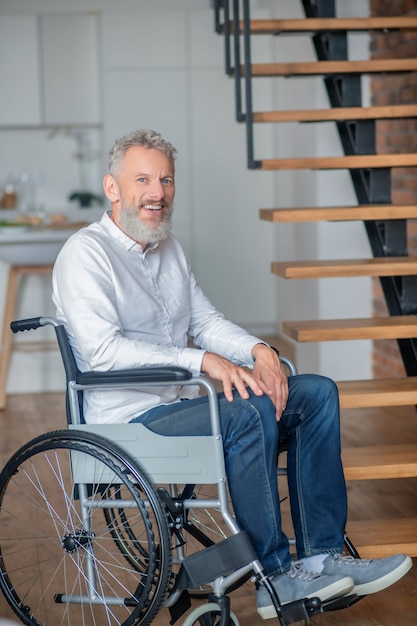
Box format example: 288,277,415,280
108,129,177,175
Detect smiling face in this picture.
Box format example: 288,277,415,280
103,145,176,247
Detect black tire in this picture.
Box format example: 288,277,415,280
0,429,171,626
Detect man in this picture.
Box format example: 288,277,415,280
52,129,411,620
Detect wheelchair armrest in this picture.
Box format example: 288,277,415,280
76,366,193,386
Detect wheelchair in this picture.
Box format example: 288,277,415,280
0,316,361,626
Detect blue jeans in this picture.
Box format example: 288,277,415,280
131,374,347,575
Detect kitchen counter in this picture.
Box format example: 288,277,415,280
0,222,90,265
0,208,103,265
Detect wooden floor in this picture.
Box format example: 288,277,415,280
0,392,416,625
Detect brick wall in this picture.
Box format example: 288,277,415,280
370,0,417,378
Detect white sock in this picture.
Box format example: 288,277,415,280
300,554,328,574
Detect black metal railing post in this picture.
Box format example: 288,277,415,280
214,0,223,33
223,0,233,75
242,0,261,168
232,0,244,122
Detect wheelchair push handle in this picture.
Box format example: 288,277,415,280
11,317,43,333
11,316,60,334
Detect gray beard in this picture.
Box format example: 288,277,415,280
118,204,173,244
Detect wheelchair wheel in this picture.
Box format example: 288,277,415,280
182,602,240,625
0,429,171,626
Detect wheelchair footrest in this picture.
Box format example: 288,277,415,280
322,593,362,612
279,596,322,625
175,530,257,590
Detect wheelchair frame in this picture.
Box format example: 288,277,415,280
0,316,359,626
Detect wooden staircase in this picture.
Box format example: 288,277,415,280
215,0,417,558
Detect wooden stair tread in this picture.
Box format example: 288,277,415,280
253,104,417,123
337,378,417,409
271,257,417,279
283,316,417,342
343,445,417,480
246,59,417,77
260,205,417,222
237,17,417,35
346,518,417,558
260,154,417,171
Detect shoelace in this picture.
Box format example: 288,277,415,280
328,554,372,568
287,561,321,581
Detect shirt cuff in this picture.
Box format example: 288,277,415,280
177,347,206,375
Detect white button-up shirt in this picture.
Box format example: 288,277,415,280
52,212,263,424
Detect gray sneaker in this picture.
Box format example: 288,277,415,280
321,553,412,596
256,562,354,620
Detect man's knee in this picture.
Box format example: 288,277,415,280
314,375,339,405
219,391,278,444
289,374,338,405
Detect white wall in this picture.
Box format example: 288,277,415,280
0,0,372,394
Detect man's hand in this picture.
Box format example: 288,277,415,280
251,343,289,421
201,344,288,421
201,352,265,403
